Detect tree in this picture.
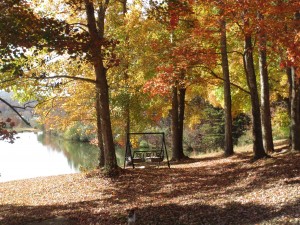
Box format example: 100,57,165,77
257,12,274,153
79,0,118,174
243,9,268,159
274,3,300,151
219,7,234,157
289,11,300,151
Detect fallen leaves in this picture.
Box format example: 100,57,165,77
0,150,299,225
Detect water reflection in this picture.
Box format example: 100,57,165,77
0,132,124,182
37,132,100,171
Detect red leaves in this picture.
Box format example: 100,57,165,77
144,37,217,97
170,13,179,30
143,67,176,96
0,118,17,143
167,0,194,30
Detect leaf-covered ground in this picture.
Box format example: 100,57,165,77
0,141,299,225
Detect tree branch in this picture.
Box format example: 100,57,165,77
36,75,96,84
0,98,31,126
196,66,251,95
12,101,37,110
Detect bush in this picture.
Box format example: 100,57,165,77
63,122,95,142
232,113,251,145
237,130,253,146
183,105,251,152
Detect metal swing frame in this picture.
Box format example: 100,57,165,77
123,132,171,169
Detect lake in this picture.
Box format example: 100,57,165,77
0,132,125,182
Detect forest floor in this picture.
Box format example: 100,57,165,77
0,140,299,225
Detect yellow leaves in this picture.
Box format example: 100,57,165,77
208,91,221,108
186,114,201,128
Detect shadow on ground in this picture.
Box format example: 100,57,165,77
1,151,299,225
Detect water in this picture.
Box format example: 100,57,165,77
0,132,124,182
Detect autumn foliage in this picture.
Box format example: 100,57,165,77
0,117,16,143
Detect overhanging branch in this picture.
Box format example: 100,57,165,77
195,66,251,95
36,75,96,84
0,98,31,126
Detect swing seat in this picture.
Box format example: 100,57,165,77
133,158,145,163
133,150,163,163
145,156,163,162
133,152,145,163
124,132,171,169
144,149,163,162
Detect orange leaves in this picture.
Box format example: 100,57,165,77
172,41,216,68
143,65,177,96
144,0,218,98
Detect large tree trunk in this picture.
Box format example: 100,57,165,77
96,90,105,167
98,68,118,172
171,86,180,161
290,67,300,151
178,87,186,159
243,32,268,159
290,11,300,151
258,13,274,153
220,16,234,157
85,0,118,175
287,67,293,146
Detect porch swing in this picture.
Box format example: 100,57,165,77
124,132,171,169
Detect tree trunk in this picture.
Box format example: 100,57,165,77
258,12,274,153
287,67,293,147
122,0,130,142
290,11,300,151
96,90,105,167
178,87,186,159
171,86,180,161
290,67,300,151
85,0,118,175
220,16,234,157
98,68,118,172
243,32,268,159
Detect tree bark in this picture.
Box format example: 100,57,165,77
178,87,186,159
258,12,274,153
171,85,187,161
171,86,180,161
243,27,268,159
85,0,118,175
290,11,300,151
96,90,105,167
290,67,300,151
287,67,293,147
220,16,234,157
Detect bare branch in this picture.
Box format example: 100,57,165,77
0,98,31,126
12,101,37,110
